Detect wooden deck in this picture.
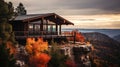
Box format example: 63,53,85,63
14,31,75,39
14,31,76,44
15,35,74,39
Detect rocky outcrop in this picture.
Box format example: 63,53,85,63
72,45,92,67
82,32,120,67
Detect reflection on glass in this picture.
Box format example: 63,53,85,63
29,24,33,31
35,25,40,31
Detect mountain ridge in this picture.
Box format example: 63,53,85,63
81,32,120,67
113,34,120,43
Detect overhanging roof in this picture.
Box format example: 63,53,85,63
11,13,74,25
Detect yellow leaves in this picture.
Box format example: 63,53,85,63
25,37,48,54
26,37,35,45
25,44,33,54
26,37,50,67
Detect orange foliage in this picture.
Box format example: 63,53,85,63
65,60,77,67
26,37,50,67
6,41,16,55
75,32,85,42
68,30,85,42
25,37,48,54
26,37,35,45
29,53,51,67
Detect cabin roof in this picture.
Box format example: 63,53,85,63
11,13,74,25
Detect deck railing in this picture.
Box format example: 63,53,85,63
61,31,75,36
14,31,76,43
14,31,58,36
14,31,75,36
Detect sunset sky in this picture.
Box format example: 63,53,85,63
5,0,120,29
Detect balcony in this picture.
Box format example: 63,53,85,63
14,31,74,40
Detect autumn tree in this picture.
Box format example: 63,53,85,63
15,3,27,15
0,0,16,67
0,0,16,44
0,42,16,67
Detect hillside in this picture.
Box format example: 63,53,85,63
113,34,120,43
82,32,120,67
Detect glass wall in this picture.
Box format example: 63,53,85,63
34,25,40,31
29,24,33,31
28,19,58,35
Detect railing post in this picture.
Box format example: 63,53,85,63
59,25,61,35
74,31,76,44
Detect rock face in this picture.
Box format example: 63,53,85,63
58,44,92,67
72,45,92,67
82,32,120,67
113,34,120,43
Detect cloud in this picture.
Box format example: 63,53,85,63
4,0,120,29
5,0,120,15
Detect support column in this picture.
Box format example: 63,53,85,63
46,20,48,35
40,18,44,35
56,24,58,35
24,23,26,36
26,22,29,36
74,32,76,44
59,25,61,35
33,24,35,34
24,22,28,36
41,18,43,31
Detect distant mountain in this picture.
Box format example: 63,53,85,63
113,34,120,42
82,32,120,67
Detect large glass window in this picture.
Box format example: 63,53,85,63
34,25,40,31
43,25,47,31
53,26,56,32
48,25,53,32
48,25,56,32
29,24,33,31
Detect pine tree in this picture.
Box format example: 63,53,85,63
0,0,14,21
15,3,27,15
0,0,8,21
7,2,14,20
0,0,17,44
0,0,16,67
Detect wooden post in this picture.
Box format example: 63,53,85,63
33,24,35,34
59,25,61,35
26,22,29,36
46,20,48,34
56,24,58,35
24,23,26,36
74,31,76,44
24,22,28,36
41,18,44,35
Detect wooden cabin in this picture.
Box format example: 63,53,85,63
9,13,74,43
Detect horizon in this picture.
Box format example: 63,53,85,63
5,0,120,29
62,28,120,30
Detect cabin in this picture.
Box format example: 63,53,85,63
10,13,74,43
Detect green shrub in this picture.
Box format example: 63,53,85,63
48,41,68,67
